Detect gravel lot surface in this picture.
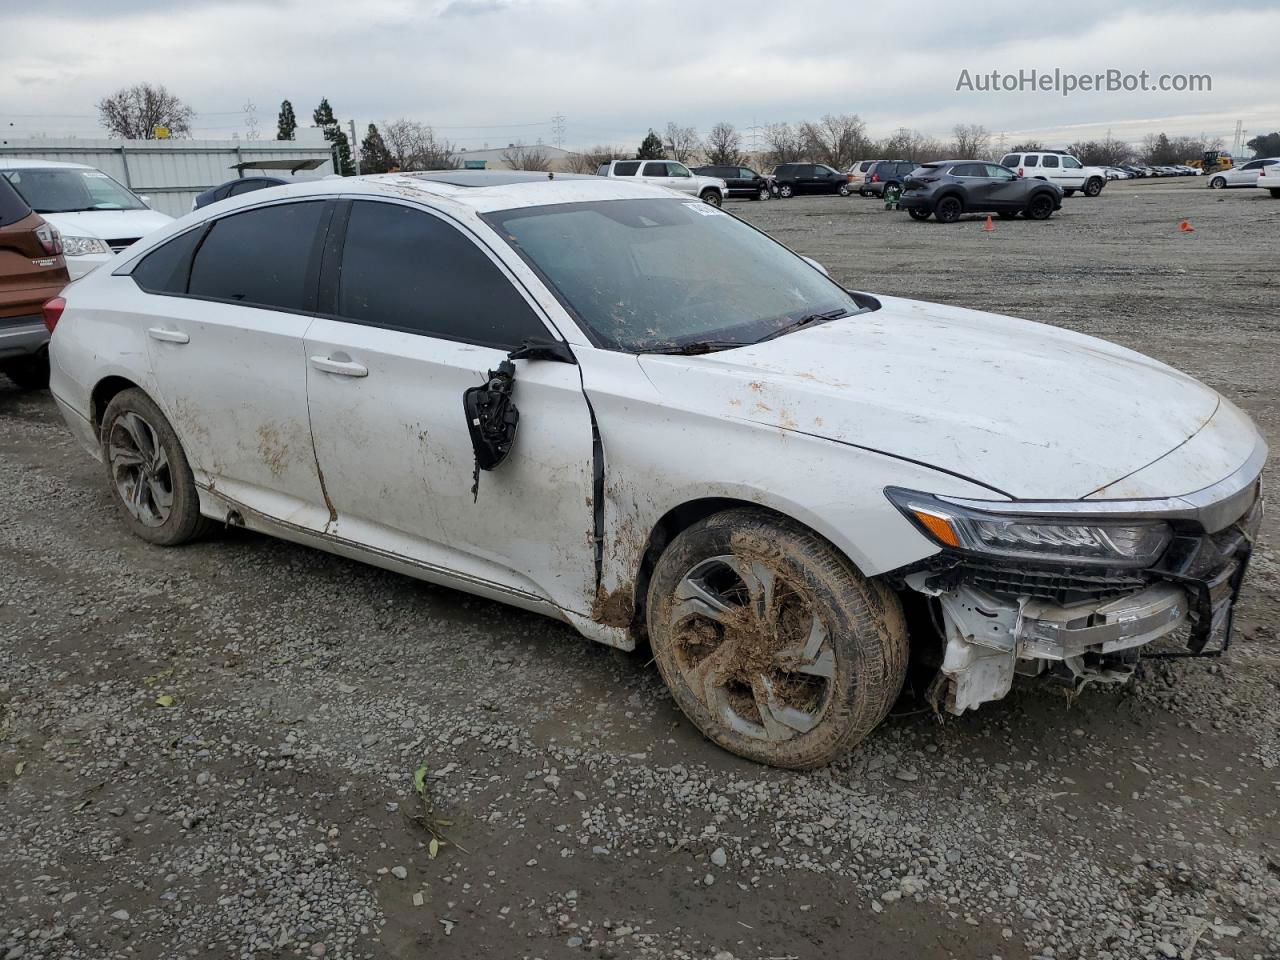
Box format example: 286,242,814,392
2,178,1277,960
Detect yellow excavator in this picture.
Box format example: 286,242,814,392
1190,151,1233,173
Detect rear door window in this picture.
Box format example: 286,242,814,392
187,201,329,312
1023,156,1039,167
642,162,669,177
612,161,640,176
333,200,546,349
1041,155,1060,168
132,228,206,294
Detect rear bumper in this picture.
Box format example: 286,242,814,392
898,194,931,211
0,315,49,360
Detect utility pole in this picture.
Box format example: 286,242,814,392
350,119,361,175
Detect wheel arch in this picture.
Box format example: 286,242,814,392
91,375,146,427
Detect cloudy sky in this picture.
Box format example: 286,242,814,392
3,0,1278,154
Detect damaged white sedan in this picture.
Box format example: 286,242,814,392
46,171,1265,768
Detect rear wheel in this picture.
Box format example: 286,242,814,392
1083,177,1104,197
1,350,50,390
100,388,215,546
646,509,907,769
778,184,793,198
1026,192,1055,220
700,190,722,207
756,186,771,201
934,195,962,223
907,207,931,221
838,184,851,196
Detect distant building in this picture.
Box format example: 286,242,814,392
452,143,577,172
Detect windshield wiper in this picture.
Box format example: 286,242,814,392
643,339,752,356
754,308,850,344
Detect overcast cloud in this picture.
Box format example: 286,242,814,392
2,0,1277,152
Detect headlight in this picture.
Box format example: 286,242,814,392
885,487,1172,568
61,236,111,257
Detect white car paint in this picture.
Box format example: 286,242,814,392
0,159,172,279
1208,157,1280,189
1257,161,1280,196
46,172,1266,730
999,152,1108,195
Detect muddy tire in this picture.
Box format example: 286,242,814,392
100,388,215,546
1,350,50,390
646,509,908,769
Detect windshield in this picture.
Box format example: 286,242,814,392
0,167,146,213
485,198,872,352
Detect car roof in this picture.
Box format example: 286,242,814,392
173,169,689,219
0,158,96,171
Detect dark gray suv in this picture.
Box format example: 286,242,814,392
899,161,1064,223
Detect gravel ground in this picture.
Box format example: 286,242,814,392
2,177,1277,960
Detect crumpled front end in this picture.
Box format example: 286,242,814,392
891,450,1265,714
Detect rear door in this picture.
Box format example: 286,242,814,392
135,199,332,527
303,198,599,615
641,161,675,192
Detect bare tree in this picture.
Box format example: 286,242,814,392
663,122,702,163
96,83,194,139
500,141,552,171
879,127,947,163
382,119,460,170
704,122,743,166
798,113,869,170
763,122,805,165
1009,141,1044,152
1065,135,1131,166
950,124,992,160
566,144,630,174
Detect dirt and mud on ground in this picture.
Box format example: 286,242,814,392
2,179,1277,960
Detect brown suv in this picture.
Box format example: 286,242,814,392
1,176,68,389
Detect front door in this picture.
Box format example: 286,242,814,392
303,198,598,615
138,199,333,528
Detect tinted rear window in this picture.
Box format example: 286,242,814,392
1023,156,1039,167
1001,155,1020,167
0,177,31,228
188,201,328,312
132,228,205,294
612,161,640,176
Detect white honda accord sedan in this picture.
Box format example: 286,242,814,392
45,171,1265,768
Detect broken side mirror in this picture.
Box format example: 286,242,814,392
462,338,577,500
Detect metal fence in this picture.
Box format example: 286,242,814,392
0,137,336,217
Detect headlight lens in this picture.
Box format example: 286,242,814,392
885,487,1172,567
61,236,111,257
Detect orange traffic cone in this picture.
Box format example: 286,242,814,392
1178,220,1194,232
983,215,994,232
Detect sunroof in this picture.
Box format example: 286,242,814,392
405,170,596,187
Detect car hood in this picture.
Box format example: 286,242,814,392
39,208,173,241
637,296,1236,500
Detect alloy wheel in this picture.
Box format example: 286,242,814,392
108,411,174,527
667,555,835,743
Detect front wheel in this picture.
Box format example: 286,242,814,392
100,388,214,546
1025,193,1055,220
934,195,962,223
646,509,908,769
1083,177,1104,197
700,190,722,207
1,350,50,390
778,184,793,198
1209,176,1227,189
907,207,931,221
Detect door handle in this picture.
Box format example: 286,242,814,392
147,327,189,344
309,354,368,378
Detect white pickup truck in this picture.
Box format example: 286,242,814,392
1255,159,1280,198
597,159,727,205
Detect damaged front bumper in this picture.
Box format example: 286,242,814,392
902,485,1263,715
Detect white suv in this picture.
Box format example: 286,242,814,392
597,159,727,205
998,151,1108,197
